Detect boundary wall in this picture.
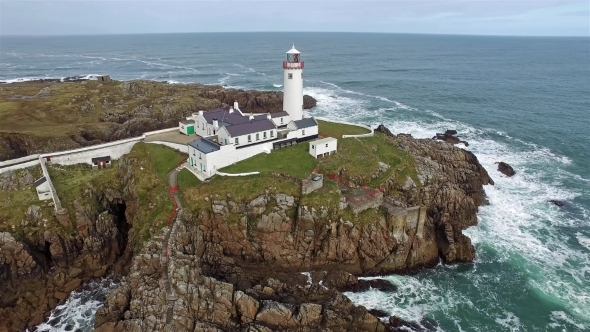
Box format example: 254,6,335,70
41,137,143,166
146,141,187,153
216,171,260,177
315,117,374,138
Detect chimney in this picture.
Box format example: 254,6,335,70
234,101,239,110
267,113,271,120
212,118,219,129
198,110,204,116
229,107,234,114
249,113,254,120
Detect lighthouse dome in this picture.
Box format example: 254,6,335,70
286,45,300,54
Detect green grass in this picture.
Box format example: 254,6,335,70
48,163,119,204
317,119,371,138
182,175,300,214
317,133,418,187
177,168,201,189
141,143,187,182
299,180,341,210
220,142,317,178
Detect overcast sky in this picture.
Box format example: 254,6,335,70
1,0,588,36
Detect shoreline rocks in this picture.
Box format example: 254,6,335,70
497,161,516,177
433,129,469,146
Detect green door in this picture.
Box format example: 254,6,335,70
187,125,195,135
190,157,193,166
200,163,203,171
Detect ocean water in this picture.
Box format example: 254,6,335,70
1,33,589,331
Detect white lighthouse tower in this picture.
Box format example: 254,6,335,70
283,45,304,121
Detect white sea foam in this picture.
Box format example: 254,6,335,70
34,278,118,332
494,311,522,332
273,84,282,88
310,81,590,328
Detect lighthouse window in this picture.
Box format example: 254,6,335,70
288,73,293,79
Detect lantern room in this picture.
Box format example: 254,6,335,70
284,45,304,69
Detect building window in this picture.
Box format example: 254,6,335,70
263,131,267,139
235,137,239,145
312,145,314,149
270,130,274,137
302,129,305,136
326,143,328,147
248,135,251,142
256,133,259,141
281,118,284,124
288,73,293,79
199,153,202,159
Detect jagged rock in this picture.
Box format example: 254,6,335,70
255,301,297,327
234,291,259,323
497,161,516,177
433,129,469,146
341,278,397,293
549,200,565,207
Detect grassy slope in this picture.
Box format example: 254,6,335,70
183,120,416,223
0,80,214,137
0,167,53,236
47,143,187,247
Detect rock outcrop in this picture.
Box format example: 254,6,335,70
0,156,144,331
0,79,317,161
94,124,493,330
433,129,469,146
497,161,516,177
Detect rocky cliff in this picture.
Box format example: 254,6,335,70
0,79,317,161
0,144,182,331
92,125,493,331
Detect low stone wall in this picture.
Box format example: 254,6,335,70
39,157,64,213
143,127,179,137
42,136,143,166
315,117,374,138
302,174,323,195
216,171,260,177
146,141,187,153
0,159,40,174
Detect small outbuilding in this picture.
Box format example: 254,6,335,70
34,177,51,201
179,119,195,135
92,156,111,170
309,137,337,158
97,75,111,82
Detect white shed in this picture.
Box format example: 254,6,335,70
179,120,195,135
309,137,338,158
34,177,52,201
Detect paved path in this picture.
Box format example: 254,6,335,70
162,165,184,331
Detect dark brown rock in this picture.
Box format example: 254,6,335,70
497,161,516,177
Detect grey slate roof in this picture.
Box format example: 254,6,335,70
225,119,276,137
180,120,195,125
294,117,317,129
202,108,251,126
271,111,289,118
188,138,220,154
34,177,47,187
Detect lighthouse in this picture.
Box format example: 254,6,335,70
283,45,304,121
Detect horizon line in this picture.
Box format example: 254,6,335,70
1,31,588,38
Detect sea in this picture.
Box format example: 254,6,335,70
1,32,589,331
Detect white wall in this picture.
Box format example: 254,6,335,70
283,68,303,121
271,115,290,127
0,159,40,174
45,137,142,166
146,141,187,153
0,154,40,167
193,113,208,137
201,142,273,177
315,117,374,138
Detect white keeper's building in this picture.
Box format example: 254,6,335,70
181,45,323,179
